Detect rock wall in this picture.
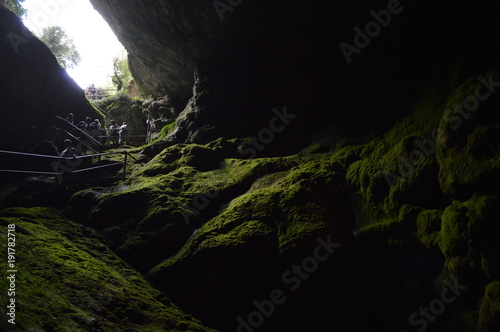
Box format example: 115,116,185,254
0,6,97,153
89,0,500,154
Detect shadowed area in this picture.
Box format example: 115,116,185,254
0,0,499,331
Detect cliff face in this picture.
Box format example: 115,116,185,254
89,0,500,152
0,6,97,153
89,0,341,151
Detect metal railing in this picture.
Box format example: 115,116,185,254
0,149,131,182
55,116,105,153
85,89,118,102
55,117,156,147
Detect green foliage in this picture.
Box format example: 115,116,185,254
6,0,26,17
38,26,81,69
112,54,133,91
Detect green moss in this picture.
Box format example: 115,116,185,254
436,194,500,283
158,121,176,139
479,281,500,331
95,92,135,110
438,202,470,257
343,75,468,234
416,209,443,249
0,207,215,331
436,72,500,199
355,204,420,247
147,151,354,282
459,310,480,332
198,219,274,250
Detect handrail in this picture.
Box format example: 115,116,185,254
55,128,99,154
0,169,57,175
72,162,124,174
0,149,61,160
0,149,125,161
85,89,117,102
0,149,130,181
92,103,114,119
55,116,105,149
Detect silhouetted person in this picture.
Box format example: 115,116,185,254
107,120,119,146
53,139,78,187
65,113,74,124
118,121,127,144
83,117,98,137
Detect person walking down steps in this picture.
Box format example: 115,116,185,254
53,139,78,187
107,120,119,146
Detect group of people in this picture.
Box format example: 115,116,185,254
65,113,128,146
54,114,127,187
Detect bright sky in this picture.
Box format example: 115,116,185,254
21,0,125,89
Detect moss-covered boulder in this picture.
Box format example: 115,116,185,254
436,73,500,200
438,195,500,282
332,71,500,331
479,281,500,331
0,207,216,332
143,152,355,328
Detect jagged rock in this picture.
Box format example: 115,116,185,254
147,95,176,122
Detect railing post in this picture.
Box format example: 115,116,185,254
122,152,128,181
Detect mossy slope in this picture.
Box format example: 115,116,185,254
0,207,216,332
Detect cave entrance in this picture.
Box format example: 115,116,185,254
20,0,125,92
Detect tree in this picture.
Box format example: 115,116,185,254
111,55,133,91
39,26,81,69
4,0,27,17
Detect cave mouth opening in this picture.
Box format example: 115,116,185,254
20,0,125,91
